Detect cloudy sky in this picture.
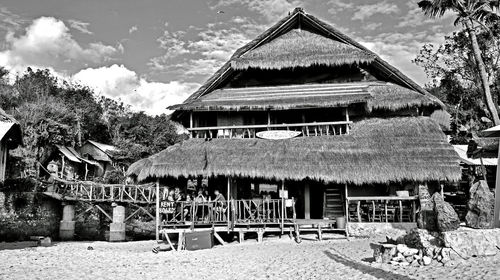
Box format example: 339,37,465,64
0,0,457,115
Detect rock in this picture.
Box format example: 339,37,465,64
396,244,408,253
403,248,419,257
411,259,420,266
423,256,432,266
404,228,443,251
390,260,400,266
442,229,500,259
436,254,443,262
432,193,460,232
417,184,437,231
400,261,410,266
40,237,51,247
405,256,414,263
386,231,407,245
466,180,494,229
372,244,383,263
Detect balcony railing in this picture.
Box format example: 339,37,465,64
346,196,418,223
188,121,352,139
160,199,296,228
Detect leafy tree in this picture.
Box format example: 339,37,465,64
414,23,500,143
418,0,500,124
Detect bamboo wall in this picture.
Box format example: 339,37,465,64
0,141,7,181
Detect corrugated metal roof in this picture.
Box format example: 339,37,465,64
170,83,371,111
453,145,497,166
0,122,15,142
55,145,81,163
87,140,119,154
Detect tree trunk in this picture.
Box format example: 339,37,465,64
464,20,500,125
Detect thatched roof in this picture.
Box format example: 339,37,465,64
174,8,444,115
127,156,154,177
170,82,440,112
231,29,375,70
0,108,22,148
135,117,461,184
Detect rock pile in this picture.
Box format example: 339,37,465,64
373,242,453,267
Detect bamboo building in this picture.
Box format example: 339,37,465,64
128,8,461,240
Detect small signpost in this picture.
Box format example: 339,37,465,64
256,130,301,140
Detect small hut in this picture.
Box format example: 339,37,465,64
41,145,102,181
79,140,120,176
129,8,461,236
0,108,22,181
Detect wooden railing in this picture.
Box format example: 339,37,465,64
44,180,168,204
346,196,418,223
188,121,352,139
160,199,296,227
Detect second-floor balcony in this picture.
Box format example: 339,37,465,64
188,121,352,139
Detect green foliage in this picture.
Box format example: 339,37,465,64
0,66,184,179
414,24,500,143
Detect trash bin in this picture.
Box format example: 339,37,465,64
336,216,346,229
184,230,214,251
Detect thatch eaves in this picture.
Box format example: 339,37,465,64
137,117,461,184
169,82,440,112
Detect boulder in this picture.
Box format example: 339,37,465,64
442,228,500,259
432,193,460,232
422,256,432,266
417,184,437,231
466,180,494,229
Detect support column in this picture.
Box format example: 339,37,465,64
109,204,126,242
59,203,75,240
304,182,311,219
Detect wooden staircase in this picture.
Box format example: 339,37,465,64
323,185,345,219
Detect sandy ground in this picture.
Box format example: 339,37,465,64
1,233,500,280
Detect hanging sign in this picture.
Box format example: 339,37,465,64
256,130,301,140
159,200,175,214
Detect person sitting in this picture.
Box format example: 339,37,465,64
213,189,226,221
183,194,192,220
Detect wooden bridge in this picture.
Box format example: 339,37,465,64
42,179,168,204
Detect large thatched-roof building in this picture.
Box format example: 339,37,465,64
0,108,22,181
129,8,460,233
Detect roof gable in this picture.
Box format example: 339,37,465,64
232,29,375,70
179,7,443,109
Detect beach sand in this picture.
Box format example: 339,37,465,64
1,233,499,280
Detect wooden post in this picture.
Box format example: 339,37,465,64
189,112,193,138
345,107,350,134
155,179,160,242
345,184,348,222
61,155,65,179
281,181,285,234
227,177,231,230
267,111,271,128
494,140,500,227
304,182,310,219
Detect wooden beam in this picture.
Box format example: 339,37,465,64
494,140,500,228
94,204,112,221
156,180,160,241
213,231,226,246
304,182,310,219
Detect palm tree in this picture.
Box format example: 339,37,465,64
418,0,500,125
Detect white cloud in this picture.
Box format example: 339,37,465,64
68,19,92,34
128,25,138,34
352,1,400,21
73,64,199,115
0,7,26,31
327,0,354,15
213,0,300,22
0,17,117,73
149,20,263,79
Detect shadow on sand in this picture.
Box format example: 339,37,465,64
323,250,413,280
